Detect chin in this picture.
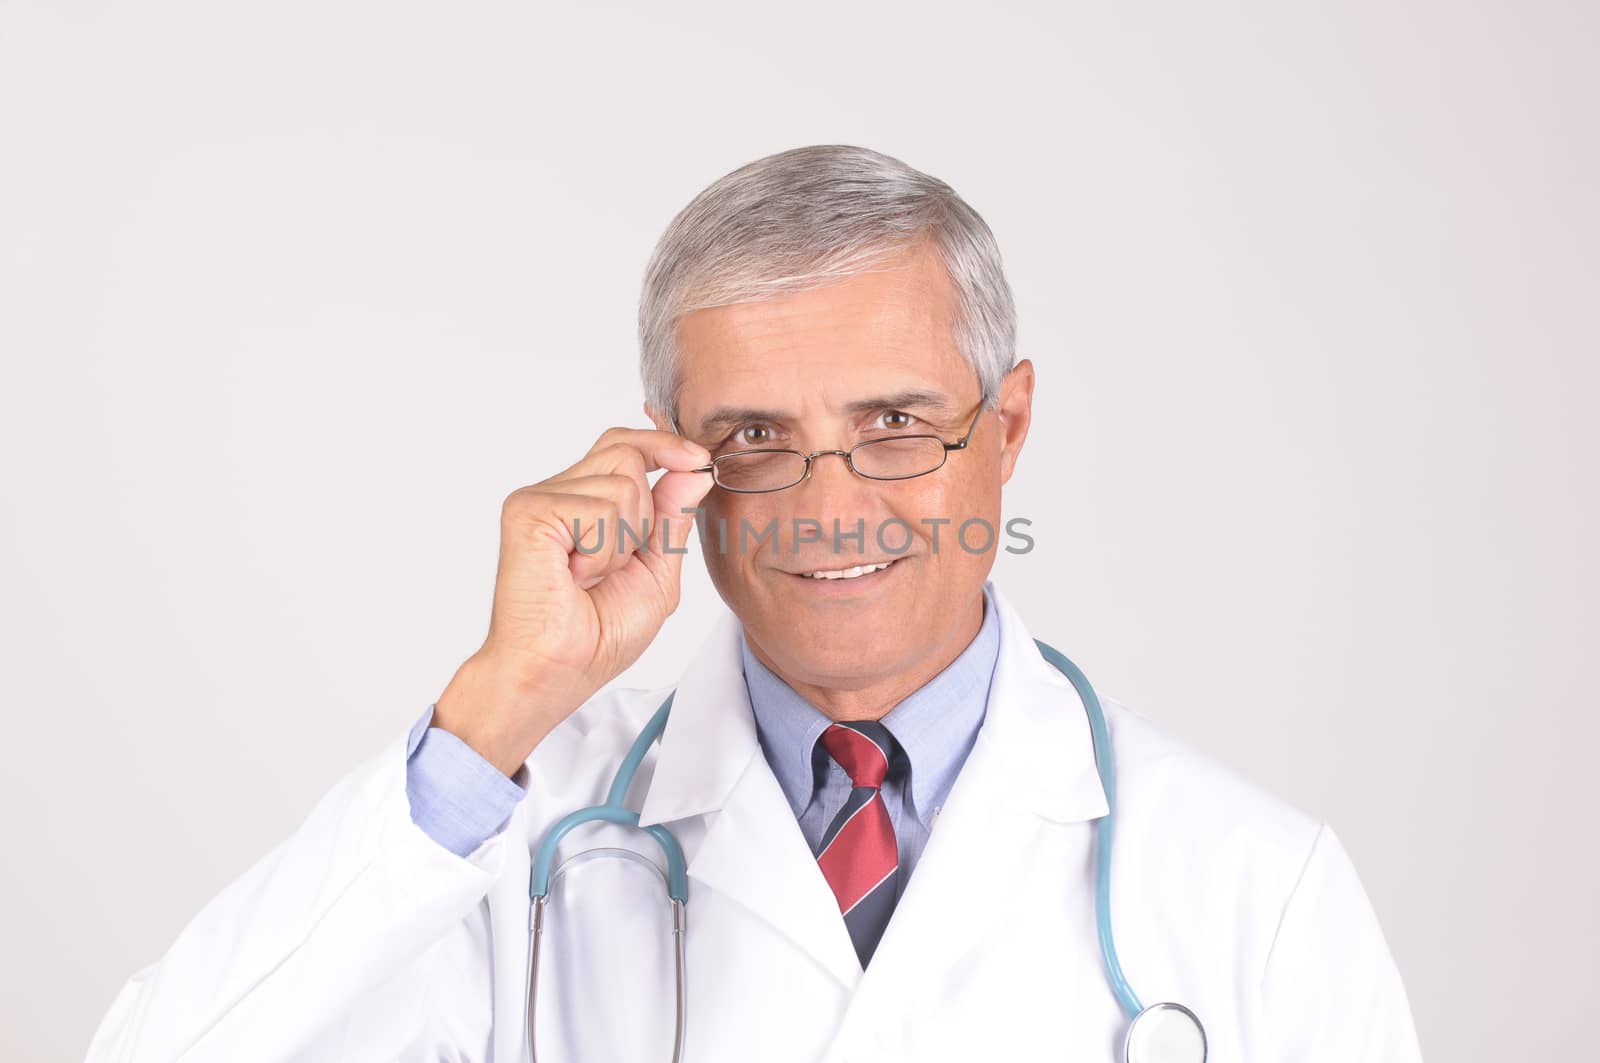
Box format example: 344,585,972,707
767,622,900,683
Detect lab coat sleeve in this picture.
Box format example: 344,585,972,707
83,720,521,1063
1259,823,1425,1061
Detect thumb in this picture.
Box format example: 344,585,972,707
640,466,714,590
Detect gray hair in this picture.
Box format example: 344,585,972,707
638,144,1017,425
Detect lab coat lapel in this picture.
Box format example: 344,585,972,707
827,582,1111,1045
636,606,864,991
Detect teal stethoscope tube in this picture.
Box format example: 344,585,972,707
526,638,1165,1053
528,694,690,903
1029,637,1145,1020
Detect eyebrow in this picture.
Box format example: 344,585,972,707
694,389,957,438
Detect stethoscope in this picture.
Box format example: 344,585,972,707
524,639,1208,1063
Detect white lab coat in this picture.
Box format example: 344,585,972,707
86,581,1422,1062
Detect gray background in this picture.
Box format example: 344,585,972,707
3,1,1596,1058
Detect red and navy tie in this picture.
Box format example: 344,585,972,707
816,721,900,967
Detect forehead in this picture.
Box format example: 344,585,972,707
672,242,975,424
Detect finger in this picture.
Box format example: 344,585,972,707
635,465,716,596
502,488,623,589
571,429,710,479
548,473,649,567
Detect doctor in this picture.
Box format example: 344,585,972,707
87,144,1422,1062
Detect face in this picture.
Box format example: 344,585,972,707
649,240,1034,693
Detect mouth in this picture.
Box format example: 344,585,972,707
782,556,907,583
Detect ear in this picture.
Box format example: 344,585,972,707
995,359,1035,485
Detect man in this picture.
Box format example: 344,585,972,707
87,144,1422,1061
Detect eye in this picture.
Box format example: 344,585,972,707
873,410,919,431
734,423,776,447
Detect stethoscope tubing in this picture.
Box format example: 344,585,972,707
1030,638,1145,1020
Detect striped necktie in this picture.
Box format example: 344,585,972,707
815,721,900,967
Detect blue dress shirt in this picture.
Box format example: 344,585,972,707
404,705,526,858
404,586,1000,867
740,585,1000,900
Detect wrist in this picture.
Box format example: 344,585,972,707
433,651,565,777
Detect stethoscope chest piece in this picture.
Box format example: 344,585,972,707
1123,1001,1207,1063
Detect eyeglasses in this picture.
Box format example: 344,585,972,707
681,401,986,494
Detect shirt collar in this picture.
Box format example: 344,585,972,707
740,583,1002,829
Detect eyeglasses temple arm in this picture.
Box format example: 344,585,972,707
945,401,987,451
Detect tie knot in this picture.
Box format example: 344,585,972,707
820,722,894,790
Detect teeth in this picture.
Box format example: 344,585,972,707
803,561,895,580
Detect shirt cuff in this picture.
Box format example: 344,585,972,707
405,703,528,858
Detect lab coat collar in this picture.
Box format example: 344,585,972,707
633,604,758,828
979,578,1112,823
635,578,1109,830
636,599,862,987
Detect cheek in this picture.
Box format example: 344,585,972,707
698,494,776,572
888,477,976,533
887,475,1002,568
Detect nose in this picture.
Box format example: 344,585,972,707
803,449,853,481
800,449,859,490
790,449,880,554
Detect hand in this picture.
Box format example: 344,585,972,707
434,427,714,775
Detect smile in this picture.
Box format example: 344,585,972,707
798,559,900,580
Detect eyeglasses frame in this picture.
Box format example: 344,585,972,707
680,399,987,494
